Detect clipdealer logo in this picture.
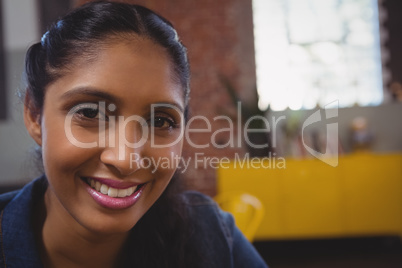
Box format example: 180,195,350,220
63,100,340,168
301,100,339,167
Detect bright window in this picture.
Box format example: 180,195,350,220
253,0,385,111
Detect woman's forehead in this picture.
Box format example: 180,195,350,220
45,41,185,110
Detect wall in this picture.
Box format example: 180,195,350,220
383,0,402,87
0,0,41,186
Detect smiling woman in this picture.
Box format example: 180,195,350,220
0,1,267,268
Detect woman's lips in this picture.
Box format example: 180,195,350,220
81,177,147,209
88,177,141,189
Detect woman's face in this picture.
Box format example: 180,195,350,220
33,39,185,234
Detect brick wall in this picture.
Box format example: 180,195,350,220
76,0,257,196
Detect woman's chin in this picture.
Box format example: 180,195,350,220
80,215,138,236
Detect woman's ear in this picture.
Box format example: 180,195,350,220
23,94,42,146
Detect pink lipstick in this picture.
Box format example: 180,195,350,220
82,177,147,209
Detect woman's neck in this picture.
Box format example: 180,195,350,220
36,189,129,268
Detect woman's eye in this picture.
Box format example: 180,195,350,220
151,116,175,129
73,103,107,121
79,108,99,119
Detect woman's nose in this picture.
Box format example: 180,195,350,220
100,121,147,176
100,148,143,176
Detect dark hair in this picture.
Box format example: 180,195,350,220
24,1,199,267
24,1,190,116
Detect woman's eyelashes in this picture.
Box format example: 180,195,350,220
70,102,181,131
73,103,108,122
148,114,179,130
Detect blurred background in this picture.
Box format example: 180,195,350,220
0,0,401,267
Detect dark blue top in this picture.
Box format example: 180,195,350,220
0,177,268,267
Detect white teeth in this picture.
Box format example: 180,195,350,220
108,187,118,198
117,189,127,198
127,186,135,196
95,181,101,192
100,184,109,195
87,178,139,198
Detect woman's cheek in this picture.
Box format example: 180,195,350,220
42,123,99,174
149,140,183,168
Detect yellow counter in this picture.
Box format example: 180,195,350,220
217,153,402,241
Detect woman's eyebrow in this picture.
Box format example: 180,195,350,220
61,87,184,112
152,102,184,113
60,87,120,104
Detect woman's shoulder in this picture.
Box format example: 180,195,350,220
0,176,47,266
180,191,234,233
180,191,233,230
180,190,216,206
0,176,47,211
0,190,20,211
178,190,268,268
181,191,233,230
